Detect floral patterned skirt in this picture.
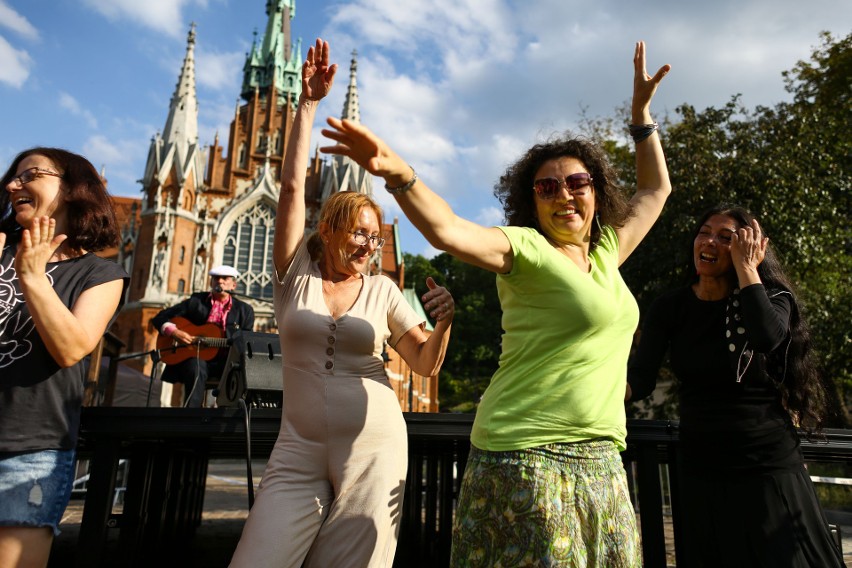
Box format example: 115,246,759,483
451,440,641,568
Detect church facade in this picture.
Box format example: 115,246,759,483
108,0,438,413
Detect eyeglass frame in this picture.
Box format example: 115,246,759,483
532,172,594,200
349,230,385,248
8,167,63,190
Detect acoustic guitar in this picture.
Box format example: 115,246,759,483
157,316,230,365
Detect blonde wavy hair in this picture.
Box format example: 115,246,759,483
307,191,384,264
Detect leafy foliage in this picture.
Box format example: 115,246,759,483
399,33,850,422
615,31,851,423
403,252,502,412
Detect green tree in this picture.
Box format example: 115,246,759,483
403,252,502,412
615,31,851,423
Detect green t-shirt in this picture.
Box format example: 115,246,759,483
470,225,639,452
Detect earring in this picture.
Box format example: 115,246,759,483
594,213,602,232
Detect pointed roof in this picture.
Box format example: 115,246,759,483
341,50,360,123
161,22,199,156
140,23,205,195
319,48,373,200
241,0,302,107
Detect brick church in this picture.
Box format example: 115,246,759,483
106,0,438,412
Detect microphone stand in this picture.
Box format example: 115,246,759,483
107,349,165,408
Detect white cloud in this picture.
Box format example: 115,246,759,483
0,34,31,88
0,1,39,41
82,134,149,191
196,48,243,91
83,135,133,166
81,0,209,38
59,92,98,129
475,206,505,227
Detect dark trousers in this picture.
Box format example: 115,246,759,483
168,356,226,407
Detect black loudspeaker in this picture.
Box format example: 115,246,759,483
215,331,283,408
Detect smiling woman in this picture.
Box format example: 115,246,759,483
627,204,845,567
320,40,671,568
228,40,456,568
0,147,129,568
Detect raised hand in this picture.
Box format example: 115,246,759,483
302,38,337,101
320,117,411,184
633,41,670,116
731,218,768,274
422,276,455,322
15,216,67,281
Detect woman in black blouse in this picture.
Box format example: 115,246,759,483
627,204,844,567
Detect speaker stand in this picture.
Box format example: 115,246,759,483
237,398,255,509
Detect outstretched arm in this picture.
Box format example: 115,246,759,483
320,120,512,274
272,38,337,276
6,219,124,367
616,41,672,264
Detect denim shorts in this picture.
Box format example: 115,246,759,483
0,449,77,536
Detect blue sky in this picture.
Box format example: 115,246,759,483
1,0,849,257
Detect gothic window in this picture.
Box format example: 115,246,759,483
237,142,247,169
222,200,276,300
256,128,267,151
177,279,185,295
272,129,282,154
179,246,186,264
182,188,194,211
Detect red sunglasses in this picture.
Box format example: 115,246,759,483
533,173,593,200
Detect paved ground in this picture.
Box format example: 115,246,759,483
49,460,852,567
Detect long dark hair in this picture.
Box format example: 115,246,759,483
0,147,119,252
494,135,633,251
689,204,836,431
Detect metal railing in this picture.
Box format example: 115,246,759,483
395,415,852,568
75,408,851,567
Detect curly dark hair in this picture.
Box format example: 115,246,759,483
0,147,119,252
493,135,633,251
687,204,838,432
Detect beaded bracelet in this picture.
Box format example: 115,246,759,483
629,122,659,143
385,166,418,195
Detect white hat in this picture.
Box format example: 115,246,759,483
209,265,239,278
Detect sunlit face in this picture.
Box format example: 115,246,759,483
694,214,738,278
532,156,595,246
322,205,382,277
5,154,66,229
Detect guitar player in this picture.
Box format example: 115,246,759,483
151,265,255,407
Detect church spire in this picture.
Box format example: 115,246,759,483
241,0,301,107
161,22,199,155
341,50,360,123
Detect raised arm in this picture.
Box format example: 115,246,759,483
272,39,337,276
6,219,124,367
615,41,672,264
320,120,512,274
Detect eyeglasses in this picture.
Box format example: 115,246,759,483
533,173,593,200
8,167,62,190
350,231,385,248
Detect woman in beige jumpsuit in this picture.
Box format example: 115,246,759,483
229,39,455,568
